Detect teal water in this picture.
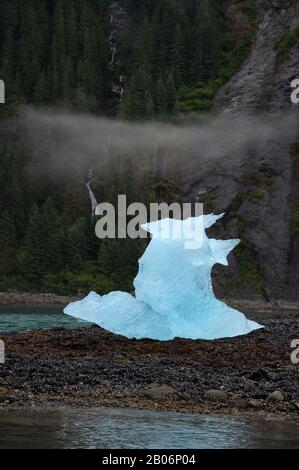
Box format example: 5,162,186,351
0,408,298,449
0,309,298,449
0,305,285,334
0,306,91,333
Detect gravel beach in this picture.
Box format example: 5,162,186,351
0,314,298,416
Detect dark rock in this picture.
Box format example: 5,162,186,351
248,399,261,408
205,389,227,401
248,369,270,382
0,316,298,413
268,391,285,402
0,386,10,396
143,384,177,400
185,1,299,301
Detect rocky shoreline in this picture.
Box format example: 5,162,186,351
0,291,79,307
1,291,299,313
0,314,298,416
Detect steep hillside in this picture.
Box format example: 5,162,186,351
185,0,299,302
0,0,298,303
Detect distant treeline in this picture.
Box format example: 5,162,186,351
0,0,256,294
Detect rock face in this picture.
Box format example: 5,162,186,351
205,389,227,401
0,386,9,396
184,0,299,302
215,1,299,114
268,390,285,402
143,384,177,400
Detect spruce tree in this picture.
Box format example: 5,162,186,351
165,72,176,115
42,197,65,273
34,72,50,104
23,204,48,283
0,211,17,276
62,55,75,102
155,75,167,118
121,66,152,119
171,23,185,88
145,90,155,119
191,0,221,82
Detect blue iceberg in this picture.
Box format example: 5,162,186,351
64,214,263,340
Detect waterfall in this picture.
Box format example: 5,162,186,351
110,46,117,65
86,169,98,217
119,73,124,97
108,2,126,102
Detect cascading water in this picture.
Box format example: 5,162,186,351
119,73,124,97
108,2,126,102
86,169,98,217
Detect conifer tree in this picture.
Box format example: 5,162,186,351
42,197,65,273
191,0,221,81
121,66,152,119
34,72,50,104
145,90,155,119
0,211,17,276
155,75,167,118
0,0,252,293
171,23,185,88
62,55,75,102
23,204,48,283
165,72,176,114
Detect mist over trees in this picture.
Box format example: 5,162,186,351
0,0,256,294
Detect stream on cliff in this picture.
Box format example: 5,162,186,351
108,2,126,102
86,168,98,217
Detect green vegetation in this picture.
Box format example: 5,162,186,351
0,0,260,294
175,0,257,116
216,215,263,295
274,26,299,62
176,81,217,115
291,199,299,237
120,0,257,119
241,0,258,21
0,0,109,116
291,137,299,160
248,190,265,201
0,0,257,119
0,135,183,293
241,170,277,191
234,221,263,292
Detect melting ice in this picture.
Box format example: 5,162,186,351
64,214,263,340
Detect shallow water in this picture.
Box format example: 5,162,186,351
0,306,288,334
0,309,298,449
0,306,91,333
0,408,298,449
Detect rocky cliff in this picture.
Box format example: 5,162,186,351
184,0,299,302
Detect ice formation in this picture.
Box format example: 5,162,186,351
64,214,263,340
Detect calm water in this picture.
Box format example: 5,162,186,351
0,408,298,449
1,308,298,449
0,306,91,333
0,306,287,334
